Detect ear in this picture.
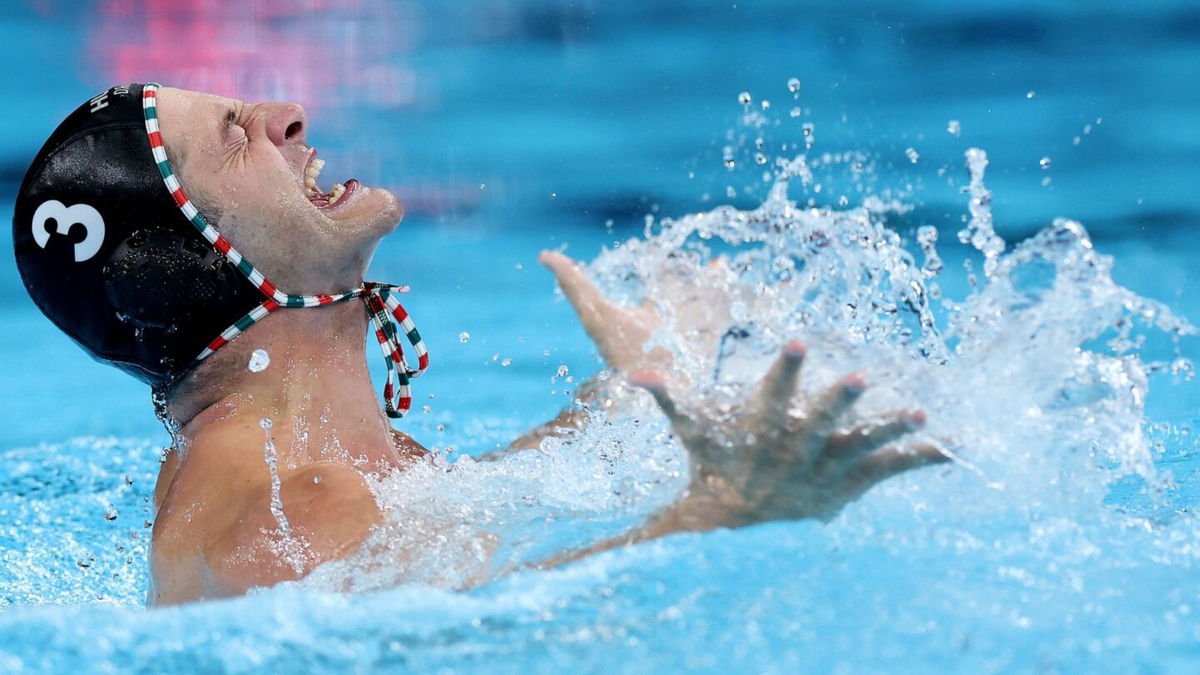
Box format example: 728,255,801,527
104,228,247,329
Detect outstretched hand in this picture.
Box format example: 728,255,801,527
630,342,947,526
539,250,948,527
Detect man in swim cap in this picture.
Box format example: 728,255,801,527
14,84,946,605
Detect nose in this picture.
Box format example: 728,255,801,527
262,102,307,147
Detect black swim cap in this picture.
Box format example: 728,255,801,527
13,84,429,416
13,83,264,388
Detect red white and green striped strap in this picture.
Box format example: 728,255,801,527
140,83,428,418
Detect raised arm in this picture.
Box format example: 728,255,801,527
514,251,948,538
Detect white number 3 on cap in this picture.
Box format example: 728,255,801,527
31,200,106,262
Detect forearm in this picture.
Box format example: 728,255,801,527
481,374,614,460
527,474,751,570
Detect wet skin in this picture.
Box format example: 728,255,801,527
148,89,947,605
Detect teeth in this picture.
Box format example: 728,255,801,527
304,158,324,196
329,183,346,203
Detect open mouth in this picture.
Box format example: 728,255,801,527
302,150,357,210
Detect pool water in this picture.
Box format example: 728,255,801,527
3,0,1200,672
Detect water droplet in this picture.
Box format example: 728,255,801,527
248,348,270,372
103,508,118,521
260,418,273,430
787,77,801,93
760,99,770,110
754,152,768,165
550,192,558,199
459,332,470,343
737,91,752,105
1026,90,1035,99
1171,358,1194,380
1039,156,1052,169
436,423,446,432
947,119,961,136
905,148,920,164
313,475,321,484
501,358,512,367
556,365,569,378
724,158,736,170
422,405,432,413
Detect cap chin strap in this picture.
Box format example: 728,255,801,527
141,83,427,418
200,283,427,418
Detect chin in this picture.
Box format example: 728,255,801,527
330,185,403,238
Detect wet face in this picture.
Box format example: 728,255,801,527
155,87,403,294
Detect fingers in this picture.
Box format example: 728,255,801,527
539,251,617,325
826,409,925,463
805,373,867,437
850,442,949,485
540,251,652,368
754,341,806,427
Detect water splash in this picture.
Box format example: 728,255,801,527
304,145,1196,593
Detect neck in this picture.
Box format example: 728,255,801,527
167,301,396,467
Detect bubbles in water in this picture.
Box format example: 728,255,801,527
789,107,801,118
905,148,920,164
248,348,270,372
1026,90,1036,99
1039,156,1052,169
947,119,961,136
787,77,801,94
103,508,118,522
737,91,752,105
458,332,470,343
501,358,512,367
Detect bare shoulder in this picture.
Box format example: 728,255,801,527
203,462,383,597
151,455,382,604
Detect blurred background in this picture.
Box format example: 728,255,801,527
2,0,1197,446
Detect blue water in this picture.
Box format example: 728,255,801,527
2,0,1199,672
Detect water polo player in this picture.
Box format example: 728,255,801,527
13,84,946,604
